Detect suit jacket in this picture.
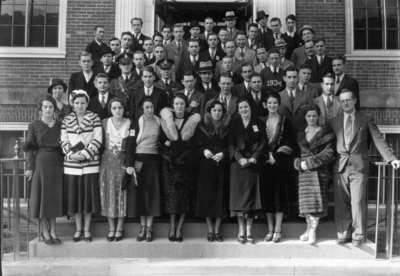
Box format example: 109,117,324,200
176,56,202,82
227,28,240,41
109,75,142,113
88,93,115,121
267,58,294,71
95,63,121,81
254,63,267,74
205,92,238,117
234,47,258,68
257,27,273,50
154,79,183,102
291,45,307,69
282,32,304,61
232,82,250,98
198,48,227,69
305,55,334,83
214,58,245,81
190,37,208,52
278,89,315,132
129,86,168,120
296,84,320,99
312,95,342,126
144,54,156,66
245,37,261,51
328,111,396,173
85,40,109,63
335,74,361,111
195,79,220,102
165,40,189,67
68,71,97,100
129,33,150,52
176,90,206,117
245,91,268,117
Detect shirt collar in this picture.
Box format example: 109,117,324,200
322,93,332,102
99,92,108,99
203,82,211,89
95,39,102,46
337,73,345,81
286,31,294,37
134,33,141,38
269,65,279,72
287,88,296,97
220,93,231,100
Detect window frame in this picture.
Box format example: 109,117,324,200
0,0,67,59
345,0,400,60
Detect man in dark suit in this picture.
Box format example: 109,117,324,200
305,38,333,84
195,61,219,102
198,33,226,69
109,54,141,114
165,23,188,67
176,39,202,82
255,10,273,50
68,52,98,100
216,56,244,85
297,63,320,98
217,28,230,53
143,38,156,66
214,41,245,81
329,89,400,246
245,72,268,117
199,17,214,40
88,73,114,121
235,31,258,68
278,66,314,132
254,44,268,73
119,32,134,56
177,70,206,117
132,51,146,79
282,15,304,60
205,72,238,117
333,56,360,111
129,66,168,120
232,63,253,98
161,24,173,45
95,47,121,81
129,17,150,52
154,58,183,101
247,23,261,51
224,11,240,41
295,40,315,70
85,25,109,66
109,37,122,64
188,21,208,53
291,25,316,68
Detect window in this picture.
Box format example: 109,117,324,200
345,0,400,60
0,0,66,58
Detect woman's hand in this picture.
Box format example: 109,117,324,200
300,161,308,171
266,153,276,164
126,167,135,175
25,170,33,181
212,152,224,162
248,158,257,164
70,152,85,161
239,158,248,166
204,149,214,159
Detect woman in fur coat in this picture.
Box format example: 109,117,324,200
196,101,231,242
294,104,335,245
160,93,201,242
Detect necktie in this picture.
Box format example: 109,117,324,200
345,115,352,149
164,40,167,46
247,84,251,94
191,57,196,67
206,83,211,93
210,50,215,60
275,34,278,40
222,43,226,51
319,56,324,66
147,54,151,60
289,91,294,103
125,76,128,84
302,85,306,91
250,40,254,48
336,76,340,84
165,80,169,87
327,96,332,109
240,48,244,58
177,43,181,55
273,67,277,74
139,70,143,77
133,35,138,45
101,95,105,108
222,96,228,108
262,62,266,68
255,93,260,105
105,66,110,73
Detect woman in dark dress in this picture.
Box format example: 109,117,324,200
294,104,335,245
261,93,295,243
24,95,63,244
126,96,162,242
196,101,231,242
160,93,201,242
229,97,268,244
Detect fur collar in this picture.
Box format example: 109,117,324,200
160,107,201,141
297,125,335,152
200,113,231,139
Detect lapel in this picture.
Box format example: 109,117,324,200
77,71,86,86
350,111,363,144
152,87,160,102
292,89,304,114
228,94,237,115
280,90,293,112
337,74,349,92
333,96,341,116
315,96,326,118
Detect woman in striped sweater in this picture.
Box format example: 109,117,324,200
61,90,102,243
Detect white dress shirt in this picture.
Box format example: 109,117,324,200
83,71,93,83
144,86,153,96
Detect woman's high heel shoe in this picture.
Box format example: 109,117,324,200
115,230,124,242
176,230,183,243
50,234,61,244
84,230,92,243
146,227,153,242
72,230,82,243
300,215,311,241
273,232,282,243
168,229,176,242
41,232,54,245
107,230,116,242
264,231,274,242
137,226,146,242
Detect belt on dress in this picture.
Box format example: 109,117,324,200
104,148,127,154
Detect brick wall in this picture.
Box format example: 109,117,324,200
0,105,38,122
0,0,116,90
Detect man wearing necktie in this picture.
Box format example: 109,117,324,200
297,63,320,98
129,17,150,52
85,25,109,67
255,10,273,49
161,24,173,45
247,23,260,51
109,37,121,64
177,70,205,117
232,64,253,98
188,21,208,52
143,38,156,66
96,47,121,82
328,89,400,246
165,23,188,67
223,11,240,41
199,17,214,41
260,49,286,94
253,45,268,73
195,61,219,102
305,38,333,84
132,52,146,79
119,32,134,58
245,72,267,117
129,66,168,120
154,58,183,101
235,32,257,67
332,56,360,111
291,25,316,69
217,28,230,53
88,73,114,121
282,14,304,60
176,39,201,82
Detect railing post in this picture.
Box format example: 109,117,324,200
1,162,4,261
12,160,21,261
385,166,393,258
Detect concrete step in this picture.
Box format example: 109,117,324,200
3,256,400,276
29,236,375,259
50,218,338,240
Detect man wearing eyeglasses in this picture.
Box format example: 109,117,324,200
328,89,400,247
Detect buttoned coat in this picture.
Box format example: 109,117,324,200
335,74,361,111
129,86,168,120
234,47,258,68
305,55,334,83
165,40,189,67
176,90,206,117
312,95,342,126
205,92,238,117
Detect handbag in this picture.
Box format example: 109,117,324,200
70,141,85,152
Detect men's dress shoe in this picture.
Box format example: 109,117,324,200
352,239,363,247
335,238,352,245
